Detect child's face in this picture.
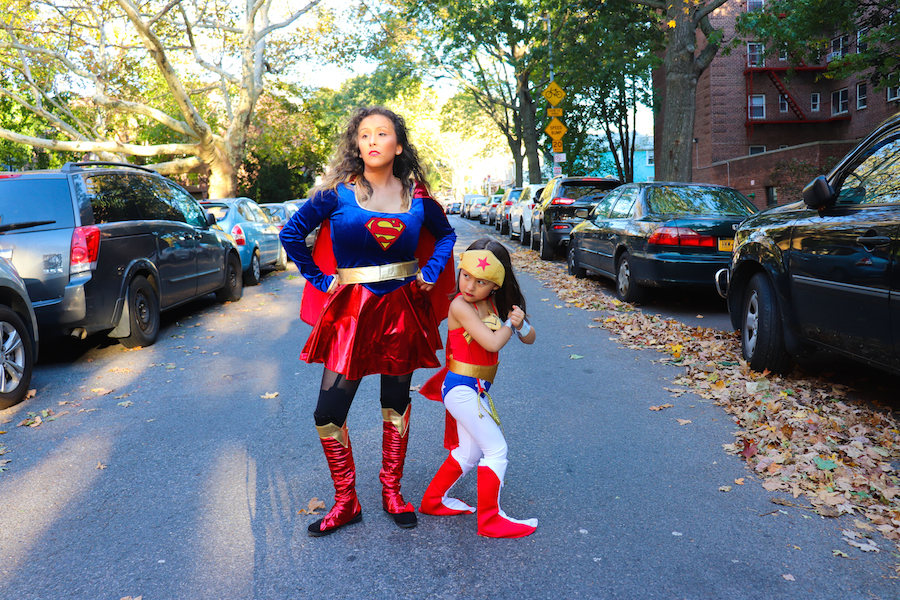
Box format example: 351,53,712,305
357,114,401,170
458,269,498,303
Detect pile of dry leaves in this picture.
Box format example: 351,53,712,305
511,248,900,554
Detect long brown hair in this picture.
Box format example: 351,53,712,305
313,106,428,208
463,238,527,321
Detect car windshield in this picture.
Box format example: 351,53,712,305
559,182,617,202
202,204,230,220
0,178,75,231
646,186,757,216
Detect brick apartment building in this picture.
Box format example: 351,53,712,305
655,0,900,210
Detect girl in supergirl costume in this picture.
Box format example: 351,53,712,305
279,107,456,537
419,238,538,538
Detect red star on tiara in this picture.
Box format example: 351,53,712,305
477,257,490,271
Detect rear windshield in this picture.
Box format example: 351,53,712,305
646,186,757,216
0,178,75,232
202,204,230,221
558,182,618,202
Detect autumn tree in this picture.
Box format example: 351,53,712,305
0,0,322,197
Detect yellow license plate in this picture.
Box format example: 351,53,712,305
718,238,734,252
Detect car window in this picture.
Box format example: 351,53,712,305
203,204,229,221
141,176,188,223
836,131,900,205
247,202,270,223
81,173,144,223
163,181,208,228
0,178,76,231
592,189,621,219
608,188,638,219
646,186,757,216
559,182,617,201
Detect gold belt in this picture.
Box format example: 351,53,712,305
448,358,499,383
336,260,419,284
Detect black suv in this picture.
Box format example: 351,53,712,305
531,176,621,260
721,111,900,375
0,162,243,349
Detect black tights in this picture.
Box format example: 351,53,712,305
313,368,413,426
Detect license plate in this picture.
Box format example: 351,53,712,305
718,238,734,252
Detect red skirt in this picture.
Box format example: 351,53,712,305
301,282,443,380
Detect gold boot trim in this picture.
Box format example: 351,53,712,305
381,405,410,438
316,422,349,448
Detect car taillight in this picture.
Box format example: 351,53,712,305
70,225,100,274
648,226,715,247
551,197,575,205
231,224,246,245
0,174,22,179
528,203,535,210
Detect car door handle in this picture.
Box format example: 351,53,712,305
856,235,891,249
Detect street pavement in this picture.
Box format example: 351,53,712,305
0,215,898,600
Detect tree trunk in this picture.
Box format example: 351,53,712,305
657,20,701,182
518,73,542,184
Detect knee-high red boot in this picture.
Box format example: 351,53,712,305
476,460,537,538
380,405,417,528
419,453,475,515
308,422,362,537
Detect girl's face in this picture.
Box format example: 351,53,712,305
357,114,401,170
458,269,498,304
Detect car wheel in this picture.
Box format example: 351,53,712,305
615,252,644,303
120,275,160,349
500,218,509,235
519,220,529,245
539,224,554,260
275,245,288,271
567,244,586,278
216,252,243,302
0,306,34,410
531,221,540,250
244,251,261,286
742,272,791,374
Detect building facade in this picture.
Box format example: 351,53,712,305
658,0,899,209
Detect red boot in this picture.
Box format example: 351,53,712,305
381,406,417,528
476,462,537,538
308,422,362,537
420,453,475,515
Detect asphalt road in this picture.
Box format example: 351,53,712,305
1,215,898,600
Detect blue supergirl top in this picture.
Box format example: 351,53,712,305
279,183,456,296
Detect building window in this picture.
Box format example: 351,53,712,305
747,43,765,67
832,88,849,115
811,92,820,112
828,35,849,62
888,86,900,102
857,83,867,110
646,152,654,166
765,186,777,207
857,28,868,53
779,49,788,61
749,145,766,155
779,94,789,113
748,94,766,119
747,0,764,11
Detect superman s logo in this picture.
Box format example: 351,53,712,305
365,217,406,250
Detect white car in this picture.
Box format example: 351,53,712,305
508,183,546,245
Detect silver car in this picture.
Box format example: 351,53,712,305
0,257,38,409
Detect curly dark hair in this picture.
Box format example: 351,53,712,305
462,238,527,321
314,106,429,208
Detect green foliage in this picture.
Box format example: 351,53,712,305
735,0,900,89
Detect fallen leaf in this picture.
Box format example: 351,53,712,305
734,478,745,485
97,462,107,470
91,388,112,396
569,354,584,360
260,392,279,399
117,401,134,407
782,574,795,581
675,418,692,425
649,404,674,411
25,389,36,400
298,497,327,515
845,538,880,552
719,485,732,492
832,549,850,558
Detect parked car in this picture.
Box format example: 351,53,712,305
567,182,757,302
0,257,38,409
509,183,546,245
201,197,286,285
460,194,484,218
447,201,462,215
465,196,488,219
260,202,299,231
495,187,523,235
720,111,900,375
484,193,503,225
531,177,621,260
0,162,242,349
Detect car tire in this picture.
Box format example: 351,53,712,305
539,224,554,260
244,251,262,286
519,220,529,245
275,245,288,271
216,252,243,302
615,252,644,303
741,272,791,374
0,306,34,410
120,275,160,349
531,221,540,250
567,244,587,278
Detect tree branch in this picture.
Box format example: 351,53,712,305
90,94,207,140
0,127,197,156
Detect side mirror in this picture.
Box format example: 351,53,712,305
206,211,217,226
802,175,835,210
574,208,590,219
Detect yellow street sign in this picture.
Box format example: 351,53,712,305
545,117,567,141
547,108,563,117
542,81,565,106
552,140,564,152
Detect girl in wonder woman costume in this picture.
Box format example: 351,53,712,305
279,107,456,537
419,238,538,538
